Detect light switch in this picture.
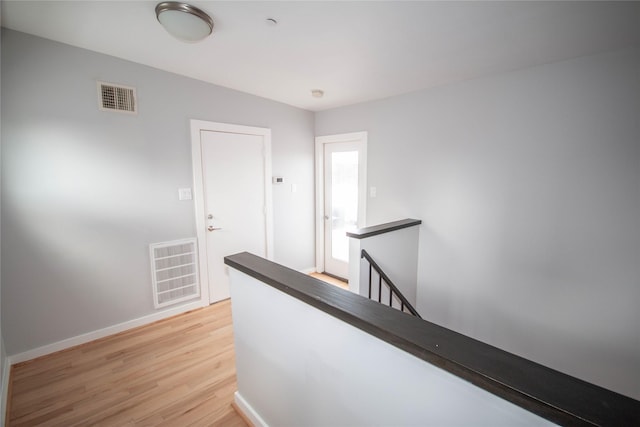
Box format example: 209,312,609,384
178,188,192,201
370,186,377,198
291,184,297,193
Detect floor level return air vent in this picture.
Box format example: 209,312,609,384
97,81,137,114
150,238,200,309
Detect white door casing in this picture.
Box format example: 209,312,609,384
315,132,367,277
191,120,273,304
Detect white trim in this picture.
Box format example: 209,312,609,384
191,120,274,305
315,138,325,273
1,356,9,426
314,131,368,274
7,300,204,365
234,391,269,427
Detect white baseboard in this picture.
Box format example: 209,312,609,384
299,267,318,275
1,355,10,426
8,299,206,365
234,391,268,427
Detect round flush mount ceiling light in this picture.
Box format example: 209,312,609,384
155,2,213,42
311,89,324,98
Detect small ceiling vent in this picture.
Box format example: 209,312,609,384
97,81,137,114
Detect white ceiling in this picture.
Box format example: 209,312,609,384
2,1,639,111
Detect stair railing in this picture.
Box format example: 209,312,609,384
360,249,421,318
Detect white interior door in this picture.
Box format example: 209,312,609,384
323,142,362,279
199,129,269,303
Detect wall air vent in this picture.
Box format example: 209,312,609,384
150,238,200,309
97,81,137,114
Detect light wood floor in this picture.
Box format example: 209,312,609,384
6,300,247,427
309,272,349,290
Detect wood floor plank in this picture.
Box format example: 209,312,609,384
7,300,246,426
309,272,349,289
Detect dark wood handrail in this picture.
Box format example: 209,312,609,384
346,218,421,239
361,249,421,318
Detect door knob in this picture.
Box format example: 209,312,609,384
207,226,222,232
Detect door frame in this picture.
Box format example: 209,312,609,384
191,119,274,304
314,131,367,274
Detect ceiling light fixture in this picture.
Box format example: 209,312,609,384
311,89,324,98
155,2,213,42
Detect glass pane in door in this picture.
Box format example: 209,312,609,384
330,151,359,262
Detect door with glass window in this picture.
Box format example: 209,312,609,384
323,142,361,279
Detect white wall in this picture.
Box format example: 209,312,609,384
316,48,640,400
229,268,555,427
0,29,315,356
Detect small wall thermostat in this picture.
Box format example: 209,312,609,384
272,176,284,184
178,187,192,200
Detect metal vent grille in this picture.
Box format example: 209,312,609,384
150,238,200,308
97,81,137,114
